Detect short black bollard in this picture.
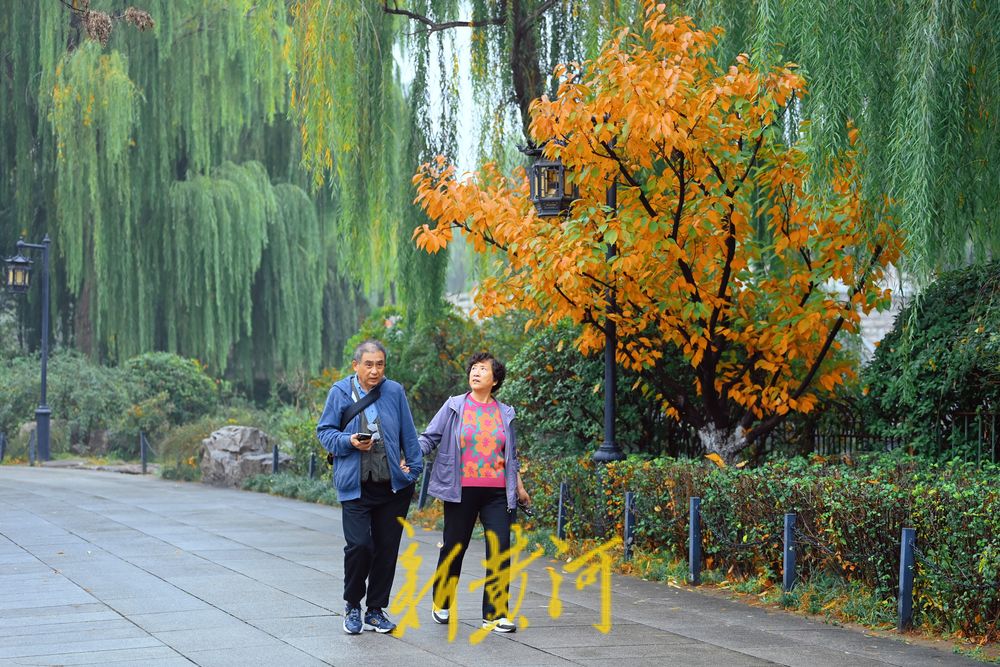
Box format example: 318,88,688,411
623,491,637,562
308,452,317,479
783,513,797,592
556,481,568,540
0,432,6,463
272,444,279,474
418,460,433,509
28,431,36,466
140,432,148,475
898,527,916,631
689,496,702,585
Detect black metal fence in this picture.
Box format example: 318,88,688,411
669,410,997,465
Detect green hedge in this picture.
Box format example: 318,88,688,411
862,261,1000,456
520,453,999,638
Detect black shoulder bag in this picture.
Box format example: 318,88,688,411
327,384,381,465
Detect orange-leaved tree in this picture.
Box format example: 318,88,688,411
413,3,903,464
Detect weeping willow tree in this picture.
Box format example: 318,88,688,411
287,0,1000,279
0,0,371,385
678,0,1000,276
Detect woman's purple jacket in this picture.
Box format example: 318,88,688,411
418,393,520,511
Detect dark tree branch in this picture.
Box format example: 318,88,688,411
745,243,887,442
382,1,505,33
617,344,702,427
519,0,559,30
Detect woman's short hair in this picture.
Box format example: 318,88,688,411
466,351,506,394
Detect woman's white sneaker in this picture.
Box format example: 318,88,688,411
431,604,450,624
482,616,516,633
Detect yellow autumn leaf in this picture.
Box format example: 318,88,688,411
704,452,726,468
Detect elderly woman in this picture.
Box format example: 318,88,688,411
418,351,531,634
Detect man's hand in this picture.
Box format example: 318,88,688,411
350,433,373,452
399,456,411,476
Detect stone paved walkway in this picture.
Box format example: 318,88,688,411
0,467,978,666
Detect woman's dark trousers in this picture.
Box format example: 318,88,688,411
433,486,511,621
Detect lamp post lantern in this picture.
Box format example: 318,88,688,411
521,145,624,462
4,235,52,461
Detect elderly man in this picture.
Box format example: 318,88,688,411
317,339,423,635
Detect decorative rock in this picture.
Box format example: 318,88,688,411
18,421,36,441
200,426,292,487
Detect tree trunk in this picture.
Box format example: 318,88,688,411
697,423,748,466
74,273,93,357
510,0,543,140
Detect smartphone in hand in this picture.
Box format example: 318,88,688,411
356,433,372,442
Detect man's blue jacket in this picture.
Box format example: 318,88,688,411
316,376,423,502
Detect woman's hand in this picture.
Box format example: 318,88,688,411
516,485,531,507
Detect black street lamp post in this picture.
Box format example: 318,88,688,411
4,235,52,461
523,146,624,462
591,180,623,463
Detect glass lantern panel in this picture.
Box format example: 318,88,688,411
542,167,562,198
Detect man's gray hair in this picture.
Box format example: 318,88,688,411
352,339,388,363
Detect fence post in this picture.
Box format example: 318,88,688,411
977,411,983,467
272,444,279,475
993,412,998,465
897,527,916,631
308,452,316,479
29,431,36,466
140,432,148,475
689,496,702,585
783,513,797,592
0,432,6,463
623,491,636,562
556,481,568,540
418,460,433,509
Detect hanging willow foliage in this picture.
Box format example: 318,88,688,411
47,42,142,354
164,161,273,371
679,0,1000,275
287,0,409,293
1,0,365,383
246,183,324,380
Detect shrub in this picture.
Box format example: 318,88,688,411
505,322,696,458
123,352,221,426
862,261,1000,456
0,350,135,454
271,407,325,477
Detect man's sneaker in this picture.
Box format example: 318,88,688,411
482,616,516,633
364,607,397,633
431,603,450,625
343,605,363,634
